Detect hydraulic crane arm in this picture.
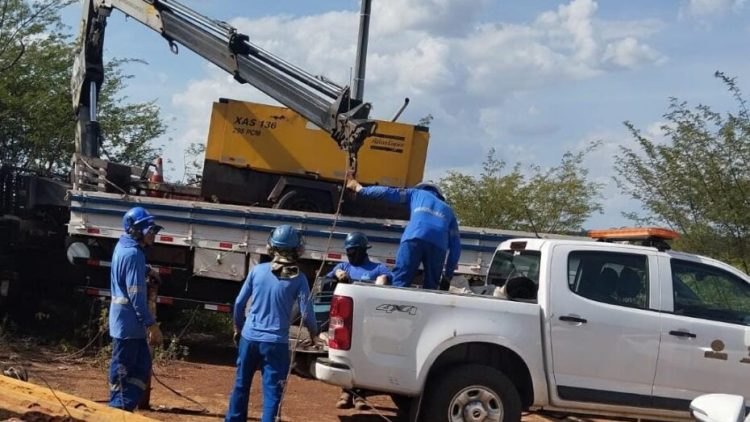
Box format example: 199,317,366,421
71,0,375,170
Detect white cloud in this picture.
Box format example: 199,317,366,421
222,0,665,108
165,0,666,194
577,129,639,227
598,18,664,40
371,0,491,36
575,119,683,228
165,68,280,180
680,0,746,19
603,37,664,69
645,121,674,144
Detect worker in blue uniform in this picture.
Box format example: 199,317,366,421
225,225,319,422
347,180,461,290
327,231,391,286
328,232,391,410
108,206,164,411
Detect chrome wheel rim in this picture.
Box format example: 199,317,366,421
448,385,503,422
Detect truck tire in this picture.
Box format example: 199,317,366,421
274,188,333,213
423,364,522,422
390,394,413,415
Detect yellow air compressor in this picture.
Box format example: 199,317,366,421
201,98,429,218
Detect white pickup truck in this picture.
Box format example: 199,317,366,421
315,229,750,421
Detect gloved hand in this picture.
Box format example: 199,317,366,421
334,269,351,283
232,331,240,347
147,323,163,347
313,335,326,348
300,335,325,349
346,178,363,193
439,274,452,291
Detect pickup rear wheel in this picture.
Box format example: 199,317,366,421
424,364,521,422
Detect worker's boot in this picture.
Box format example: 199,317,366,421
336,390,353,409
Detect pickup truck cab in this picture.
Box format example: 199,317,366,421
316,228,750,421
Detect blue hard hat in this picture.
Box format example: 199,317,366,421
123,207,162,235
414,182,445,201
344,232,370,250
268,225,302,249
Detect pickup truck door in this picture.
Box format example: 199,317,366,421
652,256,750,410
548,244,661,407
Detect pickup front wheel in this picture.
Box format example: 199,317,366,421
424,364,521,422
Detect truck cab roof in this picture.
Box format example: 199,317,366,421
497,237,750,280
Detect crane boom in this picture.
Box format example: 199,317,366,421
71,0,375,170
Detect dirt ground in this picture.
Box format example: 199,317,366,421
0,339,604,422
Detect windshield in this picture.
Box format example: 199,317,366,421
487,250,541,287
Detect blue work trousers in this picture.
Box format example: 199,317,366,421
108,338,151,411
225,337,290,422
392,238,447,289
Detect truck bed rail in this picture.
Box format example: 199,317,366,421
68,191,572,279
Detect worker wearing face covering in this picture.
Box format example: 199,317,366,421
326,232,391,410
327,232,391,286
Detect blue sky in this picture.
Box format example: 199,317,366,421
61,0,750,229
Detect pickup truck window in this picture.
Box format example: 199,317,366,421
567,251,649,309
671,259,750,326
487,250,540,287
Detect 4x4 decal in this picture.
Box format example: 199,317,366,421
375,304,417,316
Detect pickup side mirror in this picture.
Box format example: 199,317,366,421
690,394,749,422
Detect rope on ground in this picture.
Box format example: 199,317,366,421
174,305,200,342
51,297,105,363
48,298,207,414
349,389,397,422
151,369,209,414
36,372,74,420
51,330,104,362
147,304,208,414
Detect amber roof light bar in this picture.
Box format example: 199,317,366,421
588,227,680,251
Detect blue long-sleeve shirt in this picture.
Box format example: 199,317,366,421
233,263,317,343
358,186,462,278
326,258,392,283
109,235,155,339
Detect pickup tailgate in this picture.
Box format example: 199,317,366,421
324,283,545,397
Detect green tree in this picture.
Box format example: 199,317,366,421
95,58,166,168
615,72,750,272
180,141,205,185
0,0,71,73
439,144,602,233
0,1,166,174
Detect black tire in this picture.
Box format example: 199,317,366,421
390,394,413,415
423,364,522,422
274,189,333,213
